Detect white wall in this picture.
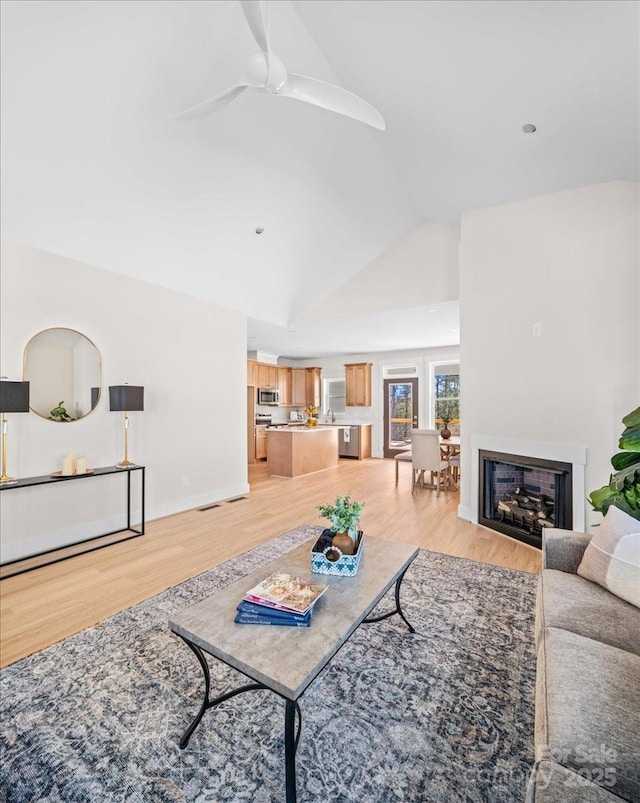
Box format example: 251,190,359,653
282,345,460,458
301,221,460,324
0,241,249,561
458,181,639,531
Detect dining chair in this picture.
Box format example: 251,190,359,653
394,449,412,485
409,429,450,496
447,454,460,486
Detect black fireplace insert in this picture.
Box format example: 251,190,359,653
478,450,573,549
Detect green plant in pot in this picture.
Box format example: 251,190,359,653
588,406,640,522
49,401,72,422
316,494,364,556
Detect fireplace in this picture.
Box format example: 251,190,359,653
478,450,573,548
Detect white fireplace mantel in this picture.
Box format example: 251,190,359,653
468,435,588,533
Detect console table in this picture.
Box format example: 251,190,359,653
0,465,145,579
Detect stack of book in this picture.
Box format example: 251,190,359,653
235,572,328,627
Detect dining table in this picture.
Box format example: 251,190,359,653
394,435,460,486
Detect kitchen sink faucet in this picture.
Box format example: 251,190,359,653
327,408,335,422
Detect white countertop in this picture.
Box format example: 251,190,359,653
268,421,372,428
267,426,339,433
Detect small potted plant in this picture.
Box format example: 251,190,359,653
49,401,73,422
316,494,364,554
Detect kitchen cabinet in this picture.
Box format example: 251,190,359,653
291,369,306,406
277,366,292,406
255,425,267,460
291,367,321,407
247,360,257,387
306,367,321,408
266,427,339,477
256,363,278,388
345,362,372,407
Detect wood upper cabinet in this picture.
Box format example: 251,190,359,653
345,362,372,407
277,367,292,406
291,367,321,407
247,360,257,387
291,368,307,406
256,363,268,387
255,362,278,388
306,367,321,408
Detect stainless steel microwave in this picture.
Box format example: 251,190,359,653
258,387,280,405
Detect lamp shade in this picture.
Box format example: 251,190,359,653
109,385,144,412
0,380,30,413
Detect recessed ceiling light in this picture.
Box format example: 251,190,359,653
255,226,264,234
522,123,537,134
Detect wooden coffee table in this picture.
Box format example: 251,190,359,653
169,534,419,803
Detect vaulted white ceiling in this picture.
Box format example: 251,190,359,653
1,0,638,358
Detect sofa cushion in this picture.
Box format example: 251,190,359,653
527,760,624,802
577,505,640,608
543,528,592,573
536,627,640,802
536,569,640,656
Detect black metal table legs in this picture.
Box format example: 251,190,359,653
175,565,414,802
284,699,301,803
177,636,302,803
362,566,416,633
177,636,269,749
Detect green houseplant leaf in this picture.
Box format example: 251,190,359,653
49,401,72,421
316,494,364,533
622,408,640,428
611,451,640,471
589,406,640,521
618,426,640,453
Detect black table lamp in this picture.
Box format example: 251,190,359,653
109,384,144,467
0,379,30,484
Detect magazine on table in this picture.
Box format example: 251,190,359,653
242,572,328,615
236,601,311,622
234,604,312,627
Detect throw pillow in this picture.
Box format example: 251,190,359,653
577,505,640,608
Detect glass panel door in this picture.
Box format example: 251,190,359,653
383,378,418,457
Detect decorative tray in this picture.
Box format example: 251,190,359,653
50,469,94,477
311,529,364,577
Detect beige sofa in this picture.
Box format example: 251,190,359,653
527,528,640,802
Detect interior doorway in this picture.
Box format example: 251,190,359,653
383,378,418,457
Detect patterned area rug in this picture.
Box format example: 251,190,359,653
0,525,537,802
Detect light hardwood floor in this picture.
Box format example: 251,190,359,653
0,458,540,668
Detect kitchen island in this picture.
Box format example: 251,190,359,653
266,427,339,478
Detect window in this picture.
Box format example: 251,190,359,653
323,378,346,414
433,362,460,432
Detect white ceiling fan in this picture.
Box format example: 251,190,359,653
175,0,385,130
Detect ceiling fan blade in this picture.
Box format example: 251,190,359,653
279,73,385,131
174,84,249,120
238,0,270,54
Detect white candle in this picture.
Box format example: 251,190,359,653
70,454,77,474
76,457,87,474
61,455,74,476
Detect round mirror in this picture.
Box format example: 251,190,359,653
23,328,101,421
